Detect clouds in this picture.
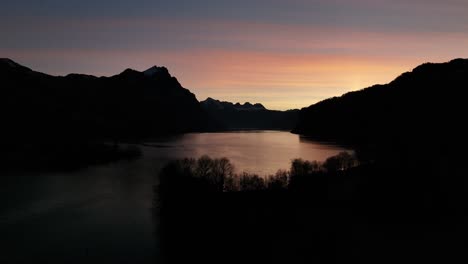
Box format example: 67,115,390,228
3,0,468,32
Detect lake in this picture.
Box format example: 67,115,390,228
0,131,350,263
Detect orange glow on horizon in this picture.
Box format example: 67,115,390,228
3,18,468,110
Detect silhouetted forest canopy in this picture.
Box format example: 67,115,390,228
158,153,358,193
156,153,365,264
156,145,467,263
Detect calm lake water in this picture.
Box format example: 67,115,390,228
0,131,349,263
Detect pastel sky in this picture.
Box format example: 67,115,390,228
2,0,468,110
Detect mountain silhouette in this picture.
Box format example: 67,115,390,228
0,59,220,141
201,97,267,111
200,98,299,130
0,59,223,170
293,58,468,152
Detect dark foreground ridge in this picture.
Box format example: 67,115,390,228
156,153,467,264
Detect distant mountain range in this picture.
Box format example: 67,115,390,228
201,98,267,111
200,98,299,130
293,58,468,152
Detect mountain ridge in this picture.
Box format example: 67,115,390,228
201,97,299,130
293,58,468,151
0,58,221,140
201,97,267,111
0,58,226,170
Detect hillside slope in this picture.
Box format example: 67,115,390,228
293,59,468,149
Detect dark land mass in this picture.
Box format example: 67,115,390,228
201,97,299,130
293,58,468,152
0,58,222,170
156,59,468,264
156,154,467,264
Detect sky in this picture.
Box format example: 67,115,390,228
1,0,468,110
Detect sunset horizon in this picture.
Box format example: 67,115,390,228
3,0,468,110
3,56,466,110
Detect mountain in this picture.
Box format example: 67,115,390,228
0,59,221,170
200,98,299,130
1,59,221,140
293,59,468,152
201,97,266,111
